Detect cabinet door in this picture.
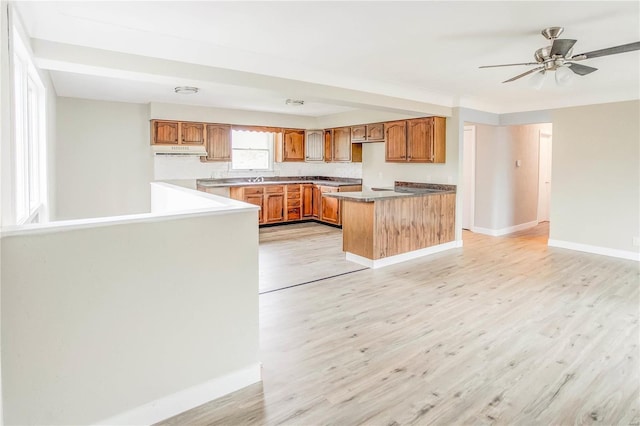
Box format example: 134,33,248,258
264,194,285,223
204,124,231,161
432,116,447,163
332,127,352,162
302,185,314,217
320,187,340,225
407,118,433,162
385,120,407,162
366,123,385,141
324,130,333,162
153,120,179,144
351,125,366,142
180,122,205,145
312,186,320,218
244,194,264,224
282,129,305,162
305,130,324,161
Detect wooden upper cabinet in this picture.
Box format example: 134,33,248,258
324,130,333,161
152,120,207,146
385,120,408,162
407,118,433,162
366,123,385,141
351,123,384,142
203,124,231,162
180,122,205,145
152,120,179,144
385,117,446,163
332,127,352,162
305,130,324,161
276,129,305,162
431,116,447,163
351,125,367,142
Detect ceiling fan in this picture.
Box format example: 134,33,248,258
480,27,640,87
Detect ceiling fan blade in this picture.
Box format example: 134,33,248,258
503,66,545,83
550,39,577,57
571,41,640,60
567,63,598,76
479,62,539,69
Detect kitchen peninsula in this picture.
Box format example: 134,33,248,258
325,182,457,268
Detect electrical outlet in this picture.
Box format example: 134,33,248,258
633,236,640,247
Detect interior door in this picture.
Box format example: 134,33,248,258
462,126,475,230
538,132,552,222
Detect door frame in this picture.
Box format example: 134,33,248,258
537,131,552,223
463,125,476,231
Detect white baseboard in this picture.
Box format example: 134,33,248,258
346,240,460,269
473,220,538,237
94,363,262,426
548,239,640,262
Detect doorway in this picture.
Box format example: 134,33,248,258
538,132,552,222
462,125,476,230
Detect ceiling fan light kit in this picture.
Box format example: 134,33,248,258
480,27,640,86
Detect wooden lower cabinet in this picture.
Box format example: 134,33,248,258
319,186,340,225
302,184,314,218
286,184,302,221
227,183,362,226
312,186,321,218
230,186,265,224
264,186,285,223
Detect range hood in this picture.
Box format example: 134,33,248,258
152,145,207,156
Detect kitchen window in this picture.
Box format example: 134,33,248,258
231,130,274,170
12,28,46,224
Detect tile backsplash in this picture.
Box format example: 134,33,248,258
154,156,363,180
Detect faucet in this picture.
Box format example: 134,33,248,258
248,176,264,183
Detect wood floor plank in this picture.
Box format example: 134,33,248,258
157,223,640,425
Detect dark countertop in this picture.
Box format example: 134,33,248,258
324,181,456,202
196,176,362,188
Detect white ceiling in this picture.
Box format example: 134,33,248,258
16,1,640,116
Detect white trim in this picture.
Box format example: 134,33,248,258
537,131,552,223
94,363,262,426
548,239,640,262
472,220,538,237
346,240,460,269
462,125,475,231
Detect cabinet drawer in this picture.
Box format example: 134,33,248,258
287,191,301,199
287,207,301,220
286,184,301,192
243,187,264,195
320,186,338,193
287,199,301,208
264,185,284,194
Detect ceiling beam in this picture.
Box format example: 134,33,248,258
31,38,453,117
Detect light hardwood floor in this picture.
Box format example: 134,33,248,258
158,223,639,425
259,222,366,293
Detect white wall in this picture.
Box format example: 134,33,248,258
154,155,362,180
1,208,260,425
56,97,152,220
550,100,639,256
474,123,550,232
360,123,459,189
